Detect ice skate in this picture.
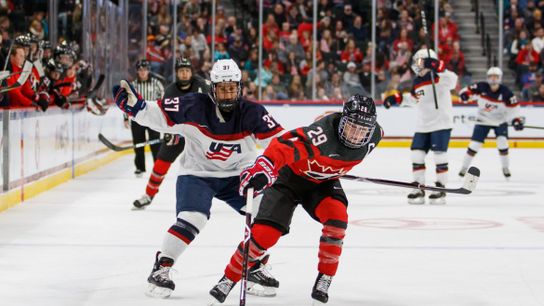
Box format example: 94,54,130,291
133,194,153,209
145,252,175,298
247,254,279,297
407,186,425,204
311,273,333,304
134,169,145,178
209,275,236,304
502,167,511,178
428,182,446,205
458,167,467,177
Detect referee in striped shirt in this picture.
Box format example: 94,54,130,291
127,59,164,177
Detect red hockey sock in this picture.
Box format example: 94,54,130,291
146,159,172,197
224,224,282,282
315,197,348,276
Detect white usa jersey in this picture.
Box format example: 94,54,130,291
402,69,458,133
133,93,284,178
459,82,519,127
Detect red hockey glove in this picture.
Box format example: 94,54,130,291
383,92,402,109
423,58,445,73
239,156,278,196
512,117,525,131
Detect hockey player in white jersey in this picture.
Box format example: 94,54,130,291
112,59,284,298
383,48,458,204
458,67,524,178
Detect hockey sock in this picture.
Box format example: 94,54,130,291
496,136,510,169
224,224,282,282
462,141,482,170
160,211,207,261
434,151,448,186
411,150,426,184
315,197,348,276
146,159,172,197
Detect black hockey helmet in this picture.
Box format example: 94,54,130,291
175,57,193,87
135,59,150,70
54,42,75,68
46,58,64,73
39,40,52,50
175,57,192,70
14,34,31,47
338,94,377,149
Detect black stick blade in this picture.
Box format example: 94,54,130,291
460,166,481,194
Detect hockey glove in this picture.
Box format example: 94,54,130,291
34,92,50,112
459,92,471,103
164,133,181,146
423,58,445,73
52,90,69,109
383,92,402,109
112,80,146,117
239,156,278,196
512,117,525,131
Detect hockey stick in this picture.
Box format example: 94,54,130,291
342,166,480,194
521,125,544,130
420,3,439,110
239,187,254,306
68,74,106,103
98,133,163,152
461,116,544,130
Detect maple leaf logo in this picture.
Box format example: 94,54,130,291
303,160,347,180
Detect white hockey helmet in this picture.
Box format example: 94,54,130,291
411,48,438,75
210,59,242,112
486,67,503,86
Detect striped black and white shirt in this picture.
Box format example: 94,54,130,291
131,77,164,101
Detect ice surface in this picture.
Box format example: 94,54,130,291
1,148,543,306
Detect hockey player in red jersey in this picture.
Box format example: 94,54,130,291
208,94,383,304
113,59,283,299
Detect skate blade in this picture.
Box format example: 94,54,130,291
131,205,147,211
408,198,425,205
429,198,446,205
207,297,222,306
312,299,327,306
145,283,173,298
247,281,277,297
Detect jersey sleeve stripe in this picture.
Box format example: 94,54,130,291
184,122,251,140
254,126,284,140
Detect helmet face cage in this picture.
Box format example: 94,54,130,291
486,67,502,86
338,95,377,148
211,81,242,112
210,59,242,112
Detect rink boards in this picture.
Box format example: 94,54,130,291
1,104,543,211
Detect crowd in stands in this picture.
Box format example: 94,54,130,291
141,0,466,101
0,0,98,112
504,0,544,101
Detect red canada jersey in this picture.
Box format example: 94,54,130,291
264,112,383,184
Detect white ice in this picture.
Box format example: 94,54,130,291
1,148,544,306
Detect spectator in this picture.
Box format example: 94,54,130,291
228,36,248,65
532,27,544,53
270,73,289,100
531,83,544,101
343,62,366,96
213,42,229,61
288,74,305,100
341,38,363,63
349,15,368,45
